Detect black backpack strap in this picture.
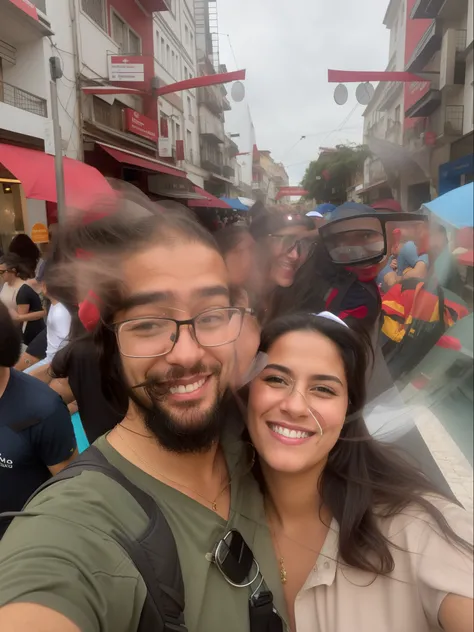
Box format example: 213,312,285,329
4,446,187,632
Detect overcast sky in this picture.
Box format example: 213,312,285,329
218,0,390,185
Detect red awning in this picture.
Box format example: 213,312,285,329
0,143,114,209
188,187,232,209
98,143,186,178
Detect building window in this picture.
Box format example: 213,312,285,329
161,37,165,63
171,51,175,75
81,0,106,30
166,44,170,70
111,11,142,54
185,25,189,45
176,122,181,141
129,30,141,54
190,32,194,54
187,96,192,116
93,96,124,131
184,66,188,80
187,129,193,161
394,105,401,122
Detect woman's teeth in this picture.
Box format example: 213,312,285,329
169,378,206,394
269,424,312,439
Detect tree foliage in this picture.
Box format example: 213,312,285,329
301,144,371,204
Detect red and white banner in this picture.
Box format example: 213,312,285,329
276,187,309,200
125,109,158,143
9,0,38,20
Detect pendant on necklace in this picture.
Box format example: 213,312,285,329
211,502,218,512
279,557,287,584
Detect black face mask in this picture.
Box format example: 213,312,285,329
128,363,224,454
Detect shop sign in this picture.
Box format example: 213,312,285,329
109,56,146,83
156,175,194,193
31,222,49,244
9,0,38,20
125,109,158,143
158,137,172,158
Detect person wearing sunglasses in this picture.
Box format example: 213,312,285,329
246,312,473,632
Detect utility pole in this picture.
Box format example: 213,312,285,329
49,56,66,224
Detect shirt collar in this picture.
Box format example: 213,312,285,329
301,518,339,590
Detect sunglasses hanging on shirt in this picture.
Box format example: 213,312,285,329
213,529,285,632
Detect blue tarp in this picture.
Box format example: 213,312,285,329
220,197,250,211
424,183,474,229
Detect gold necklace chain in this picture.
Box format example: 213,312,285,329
268,516,288,585
116,426,231,512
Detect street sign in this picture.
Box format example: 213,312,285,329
109,56,145,83
355,82,375,105
334,83,349,105
125,109,158,142
231,81,246,102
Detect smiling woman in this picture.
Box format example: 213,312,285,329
246,312,473,632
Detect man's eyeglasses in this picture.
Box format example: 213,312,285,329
214,529,284,632
112,307,254,358
268,233,315,259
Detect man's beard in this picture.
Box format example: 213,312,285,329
128,363,224,454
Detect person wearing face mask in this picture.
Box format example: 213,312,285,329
268,203,385,331
246,312,473,632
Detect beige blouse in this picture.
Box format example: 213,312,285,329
295,498,473,632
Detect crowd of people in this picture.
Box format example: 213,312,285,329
0,191,472,632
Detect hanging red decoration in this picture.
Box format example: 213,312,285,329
322,169,331,181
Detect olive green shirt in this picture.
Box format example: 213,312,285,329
0,434,288,632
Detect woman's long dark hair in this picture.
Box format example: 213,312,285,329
255,313,472,575
8,234,40,278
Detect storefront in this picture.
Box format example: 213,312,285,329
0,142,113,249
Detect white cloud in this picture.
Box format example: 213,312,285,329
219,0,390,184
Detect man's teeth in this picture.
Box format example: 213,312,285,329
169,378,206,394
269,424,311,439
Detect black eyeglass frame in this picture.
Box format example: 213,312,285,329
109,307,255,359
267,233,317,258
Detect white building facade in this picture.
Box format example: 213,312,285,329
362,0,473,210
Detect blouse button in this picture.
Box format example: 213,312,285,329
324,562,330,569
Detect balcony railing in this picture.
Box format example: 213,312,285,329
0,80,47,117
202,159,222,175
445,105,464,135
198,86,223,116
